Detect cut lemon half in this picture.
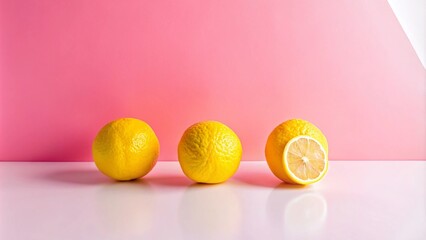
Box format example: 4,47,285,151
283,136,328,185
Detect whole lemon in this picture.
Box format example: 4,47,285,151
92,118,160,181
178,121,242,184
265,119,328,184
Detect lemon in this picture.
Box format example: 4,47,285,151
92,118,160,181
178,121,242,184
283,136,328,184
265,119,328,184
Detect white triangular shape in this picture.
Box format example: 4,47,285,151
388,0,425,68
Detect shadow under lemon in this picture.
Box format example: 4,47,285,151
267,184,328,239
95,181,156,239
43,168,112,185
233,168,282,188
178,183,242,240
143,174,193,188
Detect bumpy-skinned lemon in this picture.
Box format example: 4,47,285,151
178,121,242,184
265,119,328,185
92,118,159,181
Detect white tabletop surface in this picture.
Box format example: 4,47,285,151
0,161,425,240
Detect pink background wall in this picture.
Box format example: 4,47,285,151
1,0,425,161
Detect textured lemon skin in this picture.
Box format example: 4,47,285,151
265,119,328,184
178,121,242,184
92,118,160,181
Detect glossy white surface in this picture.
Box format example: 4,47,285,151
0,161,425,240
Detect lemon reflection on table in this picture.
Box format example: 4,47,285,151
268,185,328,239
179,183,242,240
95,181,156,239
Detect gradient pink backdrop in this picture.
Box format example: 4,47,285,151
1,0,425,161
